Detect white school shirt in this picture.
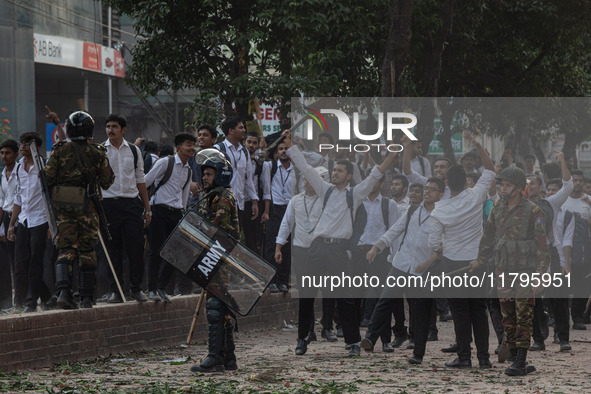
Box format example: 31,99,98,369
0,165,17,213
101,139,145,198
261,160,295,205
358,194,399,246
145,154,191,209
276,192,323,248
14,158,47,227
428,169,495,261
215,139,258,210
375,203,432,275
287,146,383,240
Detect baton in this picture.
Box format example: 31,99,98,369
187,289,207,345
98,231,127,302
445,266,472,276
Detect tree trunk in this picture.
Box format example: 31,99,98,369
381,0,413,97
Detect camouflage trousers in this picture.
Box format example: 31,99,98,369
55,211,99,267
499,297,535,349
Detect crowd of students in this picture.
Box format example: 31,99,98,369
1,115,590,374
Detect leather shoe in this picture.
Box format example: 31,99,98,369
268,284,280,293
157,289,172,303
529,341,545,351
391,335,408,348
130,290,148,303
107,292,123,304
441,343,457,353
560,341,572,352
382,343,394,353
277,284,289,293
22,306,36,313
321,328,338,342
148,290,161,302
360,338,374,351
80,296,93,309
348,344,360,357
295,338,308,355
445,358,472,368
408,354,422,364
572,322,586,330
427,331,438,341
479,358,492,369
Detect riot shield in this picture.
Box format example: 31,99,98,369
30,141,58,243
160,210,276,316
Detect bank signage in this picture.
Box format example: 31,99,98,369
33,33,125,77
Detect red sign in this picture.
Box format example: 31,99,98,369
83,42,101,72
114,49,125,77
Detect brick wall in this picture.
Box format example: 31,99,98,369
0,292,299,372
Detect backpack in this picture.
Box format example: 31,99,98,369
147,156,191,199
323,185,354,224
532,199,555,246
563,210,591,269
349,197,391,249
216,141,248,166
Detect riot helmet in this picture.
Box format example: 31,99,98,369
196,148,233,188
66,111,95,140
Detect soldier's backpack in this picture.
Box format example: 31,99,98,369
147,156,191,199
563,210,591,270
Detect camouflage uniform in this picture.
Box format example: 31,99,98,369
196,186,240,239
192,184,240,372
477,196,550,349
44,141,114,302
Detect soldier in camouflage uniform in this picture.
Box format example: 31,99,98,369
470,167,549,376
44,111,114,309
190,151,239,373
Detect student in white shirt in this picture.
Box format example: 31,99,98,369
214,118,259,226
100,114,151,304
283,129,398,357
145,133,195,303
261,141,295,293
428,132,495,369
363,178,445,363
0,139,19,309
7,133,52,313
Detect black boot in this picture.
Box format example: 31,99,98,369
507,347,517,362
79,266,96,309
56,262,77,310
224,320,237,371
191,297,226,373
505,348,528,376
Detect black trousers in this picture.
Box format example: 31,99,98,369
306,238,361,344
147,205,183,291
412,297,434,358
445,258,489,361
15,222,51,308
264,204,290,286
242,200,263,256
487,297,505,345
366,266,409,343
103,198,146,292
0,214,15,308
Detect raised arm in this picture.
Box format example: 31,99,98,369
463,131,493,171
